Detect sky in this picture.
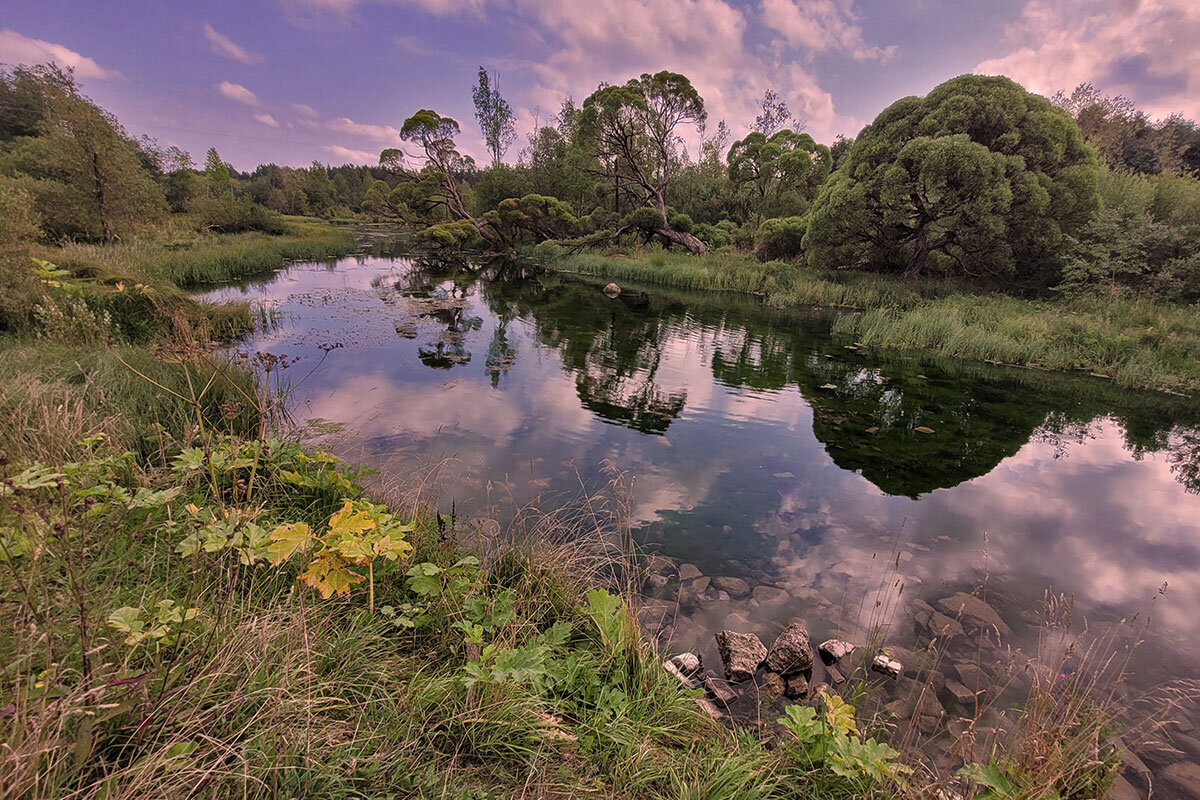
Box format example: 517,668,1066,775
2,0,1198,171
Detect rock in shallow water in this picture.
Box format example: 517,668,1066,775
602,283,621,297
818,639,856,664
715,630,767,683
936,592,1012,638
712,575,751,597
765,621,814,675
871,653,903,677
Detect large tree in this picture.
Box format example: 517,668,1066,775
578,71,709,253
727,129,831,223
804,74,1100,286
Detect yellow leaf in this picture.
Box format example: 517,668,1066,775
327,500,377,537
299,554,364,598
335,538,373,562
266,522,312,564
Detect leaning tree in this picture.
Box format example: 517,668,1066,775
804,74,1100,287
578,71,709,253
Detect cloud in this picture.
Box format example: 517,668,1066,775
282,0,486,19
217,80,259,106
0,29,122,79
976,0,1200,120
508,0,856,144
324,144,380,163
327,116,401,144
254,112,280,127
203,23,264,65
292,102,320,117
760,0,896,61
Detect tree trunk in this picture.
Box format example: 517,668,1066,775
91,152,112,242
656,227,708,254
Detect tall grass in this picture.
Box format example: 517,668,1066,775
556,250,1200,394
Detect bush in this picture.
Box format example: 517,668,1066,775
624,206,664,233
189,195,287,235
693,223,731,250
668,211,694,233
754,216,809,262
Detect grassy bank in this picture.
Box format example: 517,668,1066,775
556,250,1200,395
40,217,357,288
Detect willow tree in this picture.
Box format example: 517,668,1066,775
727,129,831,223
804,75,1100,286
578,71,709,253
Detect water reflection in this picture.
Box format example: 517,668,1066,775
200,255,1200,692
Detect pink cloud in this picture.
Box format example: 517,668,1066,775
0,29,122,79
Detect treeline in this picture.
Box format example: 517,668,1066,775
0,64,390,247
375,69,1200,305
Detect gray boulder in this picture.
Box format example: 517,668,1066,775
715,630,767,683
765,621,814,675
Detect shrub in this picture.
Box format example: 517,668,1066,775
668,211,694,233
693,223,731,250
624,206,665,233
189,195,287,235
755,216,809,262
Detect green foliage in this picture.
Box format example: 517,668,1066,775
728,129,831,222
471,164,532,215
625,206,666,233
188,193,288,235
754,216,809,262
777,692,911,789
107,600,200,648
805,74,1100,287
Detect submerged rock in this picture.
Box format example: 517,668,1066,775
936,592,1012,638
712,576,751,598
765,621,814,675
1161,762,1200,800
702,671,738,706
678,563,703,581
751,585,790,605
715,630,767,683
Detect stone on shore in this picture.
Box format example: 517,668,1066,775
715,630,767,683
765,621,814,675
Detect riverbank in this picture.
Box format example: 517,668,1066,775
555,251,1200,395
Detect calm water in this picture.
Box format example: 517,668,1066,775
201,254,1200,696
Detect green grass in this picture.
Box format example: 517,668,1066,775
42,217,357,288
557,249,1200,394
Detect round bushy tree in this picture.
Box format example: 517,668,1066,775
804,75,1100,286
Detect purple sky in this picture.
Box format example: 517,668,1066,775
3,1,1198,170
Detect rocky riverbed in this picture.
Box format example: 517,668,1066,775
636,555,1200,800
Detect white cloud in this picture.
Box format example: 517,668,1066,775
203,23,264,65
254,112,280,127
324,144,380,163
0,29,122,79
976,0,1200,120
292,102,320,117
760,0,896,61
327,116,401,144
217,80,259,106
